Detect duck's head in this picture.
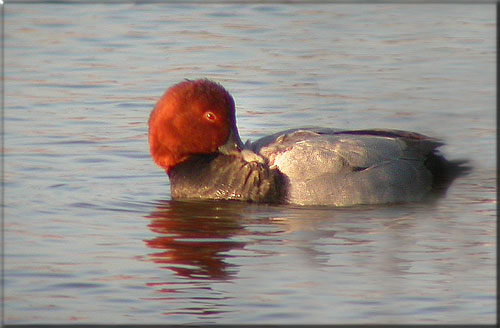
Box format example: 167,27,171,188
148,79,243,173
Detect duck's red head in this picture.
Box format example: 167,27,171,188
148,79,243,173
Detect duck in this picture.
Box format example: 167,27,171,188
148,79,469,206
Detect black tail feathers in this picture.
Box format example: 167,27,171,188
425,152,472,195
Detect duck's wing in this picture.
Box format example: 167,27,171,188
253,128,443,176
249,127,344,153
250,128,467,206
251,127,443,154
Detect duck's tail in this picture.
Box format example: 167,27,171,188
425,152,472,195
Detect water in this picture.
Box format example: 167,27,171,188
4,3,496,324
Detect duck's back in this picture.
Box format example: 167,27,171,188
250,128,461,206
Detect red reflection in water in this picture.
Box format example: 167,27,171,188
144,200,248,280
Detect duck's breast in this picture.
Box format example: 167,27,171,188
169,153,285,203
252,128,437,206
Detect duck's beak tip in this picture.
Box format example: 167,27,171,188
218,127,244,156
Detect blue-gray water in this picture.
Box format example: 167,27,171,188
4,3,496,324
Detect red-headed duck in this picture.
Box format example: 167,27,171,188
148,79,469,206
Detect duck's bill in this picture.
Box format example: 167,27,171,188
218,127,244,156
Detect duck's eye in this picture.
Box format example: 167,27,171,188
205,111,216,122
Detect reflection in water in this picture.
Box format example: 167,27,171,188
142,199,493,322
144,200,249,280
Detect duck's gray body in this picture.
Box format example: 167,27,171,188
169,127,468,206
252,128,450,206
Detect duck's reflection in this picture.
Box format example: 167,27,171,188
144,200,248,280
